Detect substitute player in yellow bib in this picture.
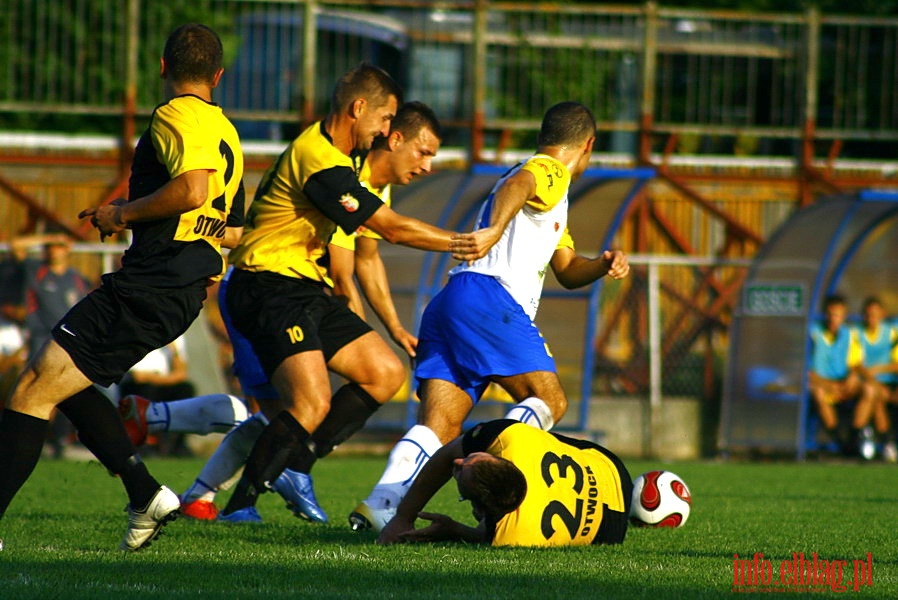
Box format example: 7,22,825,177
378,419,632,547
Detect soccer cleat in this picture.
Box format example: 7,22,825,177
858,426,876,461
348,501,396,532
120,485,180,551
118,394,150,447
217,506,263,523
180,498,219,521
273,470,328,523
883,441,898,463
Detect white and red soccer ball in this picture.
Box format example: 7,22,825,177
630,470,692,528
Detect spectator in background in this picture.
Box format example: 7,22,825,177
119,337,197,456
854,296,898,462
15,233,92,359
14,233,93,457
807,294,876,457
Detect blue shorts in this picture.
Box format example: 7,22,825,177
219,269,277,400
414,272,555,402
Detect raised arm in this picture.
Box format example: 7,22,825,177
361,204,493,263
550,247,630,289
472,168,537,252
79,169,210,239
376,436,466,544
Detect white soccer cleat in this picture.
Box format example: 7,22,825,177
348,500,396,532
120,485,180,551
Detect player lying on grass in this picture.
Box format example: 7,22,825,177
377,419,632,547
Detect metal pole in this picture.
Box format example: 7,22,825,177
122,0,139,171
639,2,658,165
646,261,662,458
471,0,488,164
302,0,318,126
800,7,820,207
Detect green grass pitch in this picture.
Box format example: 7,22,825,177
0,455,895,599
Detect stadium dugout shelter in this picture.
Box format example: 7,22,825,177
373,163,654,435
720,190,898,460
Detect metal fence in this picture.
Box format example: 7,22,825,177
2,1,898,161
0,240,737,457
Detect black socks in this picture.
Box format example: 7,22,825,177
0,410,49,519
288,383,381,473
222,410,311,515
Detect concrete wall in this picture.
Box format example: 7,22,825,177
587,396,701,460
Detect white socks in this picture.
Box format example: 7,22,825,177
181,412,269,502
145,394,249,435
360,398,554,511
504,396,554,430
365,424,442,510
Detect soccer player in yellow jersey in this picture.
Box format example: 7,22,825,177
378,419,632,547
218,66,491,519
0,23,244,551
174,102,444,523
351,102,630,532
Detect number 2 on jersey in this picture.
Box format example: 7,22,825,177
539,451,585,540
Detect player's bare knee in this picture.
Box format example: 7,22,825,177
419,413,464,444
288,396,330,428
549,395,568,421
360,353,405,402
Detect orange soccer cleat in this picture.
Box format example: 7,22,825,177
118,394,150,447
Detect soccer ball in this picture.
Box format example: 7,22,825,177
630,470,692,527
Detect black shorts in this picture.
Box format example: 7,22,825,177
225,269,372,378
53,273,207,387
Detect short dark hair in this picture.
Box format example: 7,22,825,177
823,293,847,310
537,101,596,148
467,456,527,521
331,62,403,114
862,295,882,311
372,101,441,150
163,23,223,84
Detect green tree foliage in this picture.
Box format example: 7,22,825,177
0,0,238,134
584,0,898,16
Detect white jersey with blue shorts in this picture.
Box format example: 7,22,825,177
415,154,576,401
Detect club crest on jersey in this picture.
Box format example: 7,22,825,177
339,193,360,213
554,222,560,232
